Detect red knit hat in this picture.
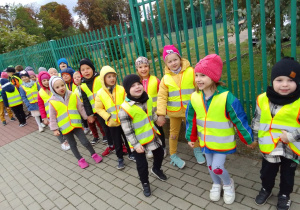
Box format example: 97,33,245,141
194,54,223,82
163,45,181,61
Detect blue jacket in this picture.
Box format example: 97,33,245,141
19,83,40,111
57,58,75,73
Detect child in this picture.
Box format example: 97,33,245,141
73,71,90,135
27,71,38,82
48,76,102,168
37,71,70,150
95,66,134,169
38,67,47,73
186,54,255,204
6,67,22,89
135,56,167,158
61,68,76,91
79,58,111,148
156,45,205,169
0,79,26,126
0,83,16,126
57,58,74,73
48,68,59,77
15,65,23,78
119,74,167,197
252,57,300,210
19,70,45,132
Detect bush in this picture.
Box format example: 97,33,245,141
105,38,125,60
135,37,153,54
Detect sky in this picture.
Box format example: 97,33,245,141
2,0,79,21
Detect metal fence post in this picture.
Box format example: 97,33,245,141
129,0,145,56
49,40,59,69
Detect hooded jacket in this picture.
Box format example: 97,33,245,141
37,71,51,119
157,58,194,118
0,79,20,107
95,66,125,127
57,58,75,73
19,81,40,111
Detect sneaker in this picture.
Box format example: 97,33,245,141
255,188,272,205
61,142,70,151
92,153,103,163
102,137,108,144
39,126,44,132
277,194,291,210
102,146,115,156
25,114,31,119
10,117,16,121
2,121,7,126
151,168,167,181
194,147,205,164
40,122,46,128
78,158,89,169
146,150,153,159
116,158,125,170
128,153,136,162
223,178,235,204
19,123,27,127
122,144,128,154
163,147,167,158
142,182,151,197
90,137,99,145
210,184,221,201
170,154,185,169
84,127,89,134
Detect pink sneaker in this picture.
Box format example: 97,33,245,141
92,153,103,163
78,158,89,169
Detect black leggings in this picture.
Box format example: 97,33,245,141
109,126,131,159
155,123,166,148
11,104,26,124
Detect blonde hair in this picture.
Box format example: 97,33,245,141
196,81,225,93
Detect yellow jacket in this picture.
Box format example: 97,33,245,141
157,58,194,118
95,66,125,127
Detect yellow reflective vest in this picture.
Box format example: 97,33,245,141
80,76,102,113
0,86,2,102
39,88,52,119
21,83,38,104
49,93,82,135
66,83,77,92
98,85,125,124
121,96,160,148
257,93,300,155
146,75,158,108
164,67,195,112
6,87,23,107
191,91,236,151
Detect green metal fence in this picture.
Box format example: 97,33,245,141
0,0,299,122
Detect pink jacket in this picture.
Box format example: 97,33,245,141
37,72,51,119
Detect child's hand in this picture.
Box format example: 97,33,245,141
156,115,166,127
188,142,195,148
135,145,145,153
53,130,60,136
247,141,258,149
280,130,289,143
43,118,49,125
87,115,95,123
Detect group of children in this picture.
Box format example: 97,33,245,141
0,45,299,210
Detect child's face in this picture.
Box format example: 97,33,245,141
30,75,36,81
137,63,150,79
49,69,58,77
62,73,72,83
53,80,66,96
42,79,49,88
273,76,297,95
130,82,144,98
105,73,117,87
165,54,181,71
59,62,67,70
80,64,93,79
195,73,214,91
21,76,30,83
7,72,13,77
73,73,81,85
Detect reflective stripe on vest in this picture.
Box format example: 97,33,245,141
147,75,158,108
74,87,83,102
191,91,236,151
164,67,195,112
21,83,38,104
98,85,125,125
120,96,160,148
80,76,102,113
7,87,23,107
39,88,52,118
49,93,82,134
257,93,300,155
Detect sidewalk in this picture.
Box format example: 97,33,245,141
0,119,299,210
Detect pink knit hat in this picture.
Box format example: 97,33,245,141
1,72,8,79
27,71,36,77
194,54,223,82
163,45,181,61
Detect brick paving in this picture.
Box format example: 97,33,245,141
0,123,299,210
